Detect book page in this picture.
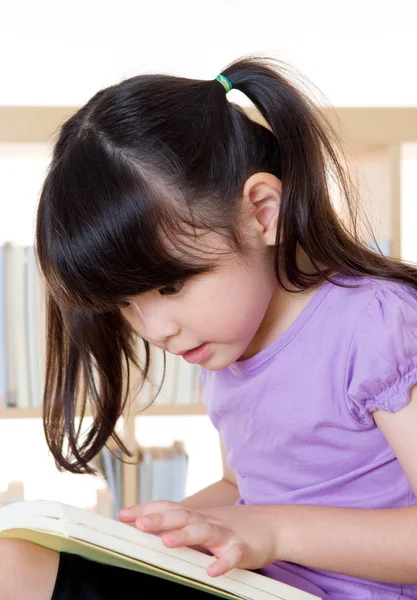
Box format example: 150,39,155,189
0,501,320,600
0,528,239,599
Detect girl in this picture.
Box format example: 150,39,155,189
2,54,417,600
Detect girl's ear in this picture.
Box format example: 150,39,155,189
242,172,282,247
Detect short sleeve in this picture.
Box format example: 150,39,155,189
345,283,417,426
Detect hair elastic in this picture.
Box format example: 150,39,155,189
216,74,233,93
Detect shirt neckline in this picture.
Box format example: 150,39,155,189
228,276,337,375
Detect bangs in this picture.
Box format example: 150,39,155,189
36,132,233,313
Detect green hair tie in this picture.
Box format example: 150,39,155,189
216,74,233,93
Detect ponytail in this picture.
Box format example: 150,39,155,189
219,56,417,289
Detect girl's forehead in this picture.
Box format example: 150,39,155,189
167,227,236,264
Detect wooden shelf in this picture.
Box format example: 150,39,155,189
0,407,44,419
2,106,417,145
0,403,206,419
132,403,206,417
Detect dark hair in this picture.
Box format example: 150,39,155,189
36,54,417,474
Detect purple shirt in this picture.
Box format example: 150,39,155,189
201,275,417,599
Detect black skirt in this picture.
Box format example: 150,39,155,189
52,552,216,599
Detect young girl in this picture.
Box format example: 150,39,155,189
2,55,417,600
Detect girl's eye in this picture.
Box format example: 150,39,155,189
158,281,184,296
119,299,130,308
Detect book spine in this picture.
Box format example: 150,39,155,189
150,449,164,502
101,447,118,518
165,352,179,405
12,245,30,407
138,449,152,503
150,345,165,406
26,246,44,407
164,448,176,502
5,242,17,407
113,448,123,515
152,347,171,406
174,360,195,405
172,441,188,502
35,252,46,408
0,244,8,407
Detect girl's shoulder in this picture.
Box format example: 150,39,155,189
327,273,417,332
340,274,417,426
332,273,417,309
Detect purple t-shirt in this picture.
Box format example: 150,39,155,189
201,275,417,599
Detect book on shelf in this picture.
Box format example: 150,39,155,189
3,242,17,407
0,499,319,600
26,245,46,407
91,445,125,518
149,345,177,405
0,242,45,408
137,440,188,504
94,440,188,518
142,342,204,407
12,245,31,407
101,446,122,515
0,244,7,406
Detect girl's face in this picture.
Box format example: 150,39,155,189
121,172,283,370
120,235,278,370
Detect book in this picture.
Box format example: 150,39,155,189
101,447,119,515
174,359,196,404
171,440,188,502
26,245,46,407
0,499,319,600
11,245,30,407
150,345,173,405
4,242,19,407
0,244,7,406
135,442,188,504
138,446,153,503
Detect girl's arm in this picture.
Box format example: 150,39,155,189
277,391,417,584
276,503,417,584
180,478,239,509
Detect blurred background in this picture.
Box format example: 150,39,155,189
0,0,416,516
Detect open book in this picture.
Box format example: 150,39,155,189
0,500,319,600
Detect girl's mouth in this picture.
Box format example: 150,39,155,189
181,342,212,364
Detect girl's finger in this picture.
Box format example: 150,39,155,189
117,501,178,522
207,543,246,577
135,508,198,533
161,522,226,549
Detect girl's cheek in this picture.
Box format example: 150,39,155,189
120,306,142,334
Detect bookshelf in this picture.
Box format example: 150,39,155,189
0,237,207,510
0,353,207,510
1,105,416,511
0,273,207,509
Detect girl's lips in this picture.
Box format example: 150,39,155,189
181,342,211,364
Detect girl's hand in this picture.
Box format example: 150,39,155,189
118,501,281,577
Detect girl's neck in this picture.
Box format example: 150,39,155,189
239,249,326,361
